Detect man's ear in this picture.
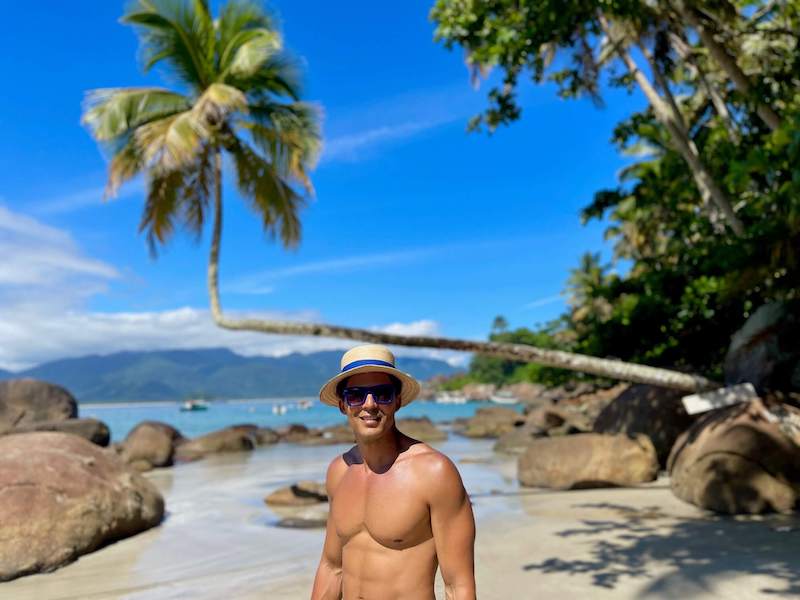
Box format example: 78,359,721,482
338,399,346,415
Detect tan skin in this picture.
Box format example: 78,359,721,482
311,371,476,600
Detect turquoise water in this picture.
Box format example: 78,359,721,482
81,398,520,441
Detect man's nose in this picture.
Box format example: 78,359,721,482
363,393,377,408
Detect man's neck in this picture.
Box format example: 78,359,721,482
355,426,402,474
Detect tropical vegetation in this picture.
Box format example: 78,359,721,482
431,0,800,390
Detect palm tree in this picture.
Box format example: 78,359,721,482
83,0,320,303
84,0,718,394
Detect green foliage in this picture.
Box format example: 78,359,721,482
463,319,577,387
433,1,800,382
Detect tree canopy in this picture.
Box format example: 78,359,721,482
432,0,799,388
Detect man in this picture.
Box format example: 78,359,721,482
311,344,476,600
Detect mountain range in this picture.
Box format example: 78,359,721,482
0,348,459,402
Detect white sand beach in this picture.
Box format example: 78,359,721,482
5,435,799,600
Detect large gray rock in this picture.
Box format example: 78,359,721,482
493,427,541,454
397,417,447,442
174,425,257,461
4,418,110,447
0,432,164,581
668,398,800,514
724,300,800,393
460,406,525,438
0,379,77,429
593,384,693,467
518,433,659,489
121,421,184,471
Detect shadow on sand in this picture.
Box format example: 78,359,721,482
522,503,800,597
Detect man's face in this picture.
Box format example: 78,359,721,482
339,371,400,439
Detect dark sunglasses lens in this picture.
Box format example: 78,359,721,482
373,385,395,404
342,389,365,406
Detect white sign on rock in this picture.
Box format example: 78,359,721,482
682,383,758,416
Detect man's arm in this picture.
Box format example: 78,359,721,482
428,454,476,600
311,457,347,600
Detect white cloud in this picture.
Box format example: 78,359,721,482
373,319,441,337
523,294,564,309
323,119,453,163
0,204,118,296
29,179,144,216
319,83,483,163
226,248,435,294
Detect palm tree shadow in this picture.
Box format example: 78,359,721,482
522,503,800,596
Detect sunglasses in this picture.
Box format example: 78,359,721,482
341,384,396,407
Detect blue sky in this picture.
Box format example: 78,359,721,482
0,1,645,370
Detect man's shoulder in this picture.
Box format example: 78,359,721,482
402,443,462,485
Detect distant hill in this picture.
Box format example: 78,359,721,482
0,348,459,402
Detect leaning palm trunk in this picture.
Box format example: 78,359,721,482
668,31,740,140
206,168,718,393
599,16,745,236
674,1,782,131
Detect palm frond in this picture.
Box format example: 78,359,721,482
216,0,275,66
82,87,191,141
230,138,305,247
136,110,209,171
123,0,214,89
229,54,303,101
140,167,185,253
244,101,321,192
222,29,281,79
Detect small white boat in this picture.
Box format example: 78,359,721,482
179,399,210,412
435,391,468,404
272,404,287,415
489,391,519,405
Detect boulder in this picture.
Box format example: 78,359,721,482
0,379,77,429
255,427,280,445
518,433,659,489
502,382,547,406
668,398,800,514
493,427,541,454
315,424,356,444
265,480,328,506
121,421,184,470
0,432,164,581
279,423,312,443
174,425,257,461
593,384,693,467
4,418,110,446
724,301,800,393
397,417,447,442
525,405,590,435
461,406,525,438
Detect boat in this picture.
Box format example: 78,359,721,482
435,391,468,404
179,399,210,412
489,391,519,405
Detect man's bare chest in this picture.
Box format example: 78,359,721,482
331,465,432,550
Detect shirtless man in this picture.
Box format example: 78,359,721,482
311,344,476,600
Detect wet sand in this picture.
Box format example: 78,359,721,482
5,436,799,599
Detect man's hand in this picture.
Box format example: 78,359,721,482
427,455,476,600
310,457,347,600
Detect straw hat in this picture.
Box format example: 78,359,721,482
319,344,421,407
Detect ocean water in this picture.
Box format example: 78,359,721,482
81,398,520,441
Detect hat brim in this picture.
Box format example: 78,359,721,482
319,365,421,407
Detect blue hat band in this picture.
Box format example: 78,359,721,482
341,359,395,372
